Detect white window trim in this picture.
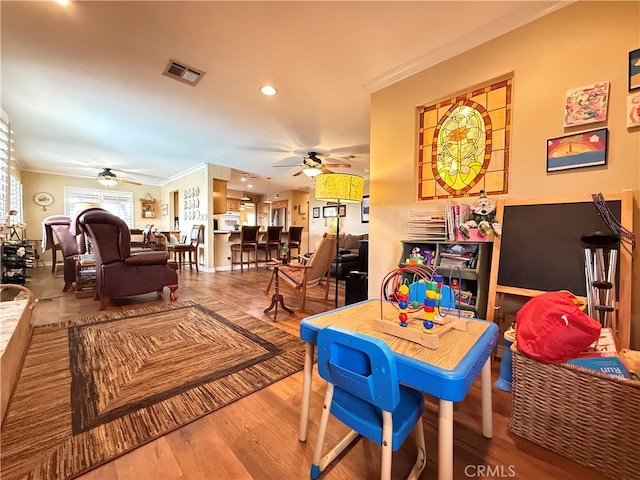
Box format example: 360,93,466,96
64,186,134,227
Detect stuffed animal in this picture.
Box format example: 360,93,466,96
459,190,502,238
620,349,640,380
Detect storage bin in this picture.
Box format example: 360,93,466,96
510,346,640,480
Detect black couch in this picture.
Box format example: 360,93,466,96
330,235,368,279
304,234,368,280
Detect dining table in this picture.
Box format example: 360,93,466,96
298,299,498,480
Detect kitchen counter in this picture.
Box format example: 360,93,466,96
212,229,291,270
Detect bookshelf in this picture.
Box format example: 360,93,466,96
140,199,157,219
74,254,96,298
398,240,491,319
1,241,35,285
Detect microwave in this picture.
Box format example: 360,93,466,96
219,213,241,231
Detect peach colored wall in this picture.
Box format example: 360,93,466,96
159,163,223,271
370,2,640,347
22,170,161,266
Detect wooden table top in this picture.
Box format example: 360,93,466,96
301,300,492,371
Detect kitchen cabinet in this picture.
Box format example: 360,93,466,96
213,179,228,214
226,198,241,212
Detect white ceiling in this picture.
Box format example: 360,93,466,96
1,1,567,195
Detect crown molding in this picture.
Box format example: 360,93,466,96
363,2,573,93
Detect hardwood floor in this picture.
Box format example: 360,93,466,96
21,265,605,480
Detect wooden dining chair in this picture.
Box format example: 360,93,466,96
166,224,204,272
311,325,426,480
230,225,260,271
130,224,154,250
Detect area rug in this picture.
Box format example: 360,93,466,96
0,298,306,480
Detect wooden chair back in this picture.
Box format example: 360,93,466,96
302,233,337,286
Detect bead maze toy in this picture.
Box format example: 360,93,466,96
373,264,467,349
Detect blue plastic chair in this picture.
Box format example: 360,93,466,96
311,326,426,480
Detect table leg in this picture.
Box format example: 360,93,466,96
264,265,293,320
481,357,493,438
298,342,315,442
438,399,454,480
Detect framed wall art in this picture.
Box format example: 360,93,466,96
629,48,640,91
546,128,608,172
563,81,610,126
627,92,640,128
417,78,511,200
322,205,346,218
361,195,370,223
161,204,169,216
312,207,320,218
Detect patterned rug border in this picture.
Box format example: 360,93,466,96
43,298,202,329
1,297,305,480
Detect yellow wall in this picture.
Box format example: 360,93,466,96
22,171,161,265
370,2,640,347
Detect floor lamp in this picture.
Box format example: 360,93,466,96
315,173,364,308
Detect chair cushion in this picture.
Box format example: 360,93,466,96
123,251,170,266
279,265,305,284
169,244,195,252
231,243,256,248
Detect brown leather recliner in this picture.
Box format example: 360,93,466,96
42,215,86,292
75,209,179,310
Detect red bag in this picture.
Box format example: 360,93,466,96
515,291,601,364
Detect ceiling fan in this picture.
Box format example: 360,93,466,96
97,168,142,186
274,151,351,177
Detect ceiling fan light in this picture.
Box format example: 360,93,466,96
303,166,322,177
98,177,117,186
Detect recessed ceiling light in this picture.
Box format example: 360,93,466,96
54,0,70,5
261,85,277,96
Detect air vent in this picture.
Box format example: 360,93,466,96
162,60,205,86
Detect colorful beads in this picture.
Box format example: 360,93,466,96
397,282,410,327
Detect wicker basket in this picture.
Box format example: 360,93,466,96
510,346,640,480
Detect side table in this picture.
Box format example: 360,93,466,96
75,254,96,298
264,262,293,320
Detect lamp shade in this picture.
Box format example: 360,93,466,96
315,173,364,203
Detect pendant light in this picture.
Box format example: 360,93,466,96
241,173,251,201
264,177,273,204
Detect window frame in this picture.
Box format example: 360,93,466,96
64,186,134,227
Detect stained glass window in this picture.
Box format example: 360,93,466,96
418,79,511,200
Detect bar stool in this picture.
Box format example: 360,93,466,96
257,226,283,266
230,226,260,271
287,226,304,261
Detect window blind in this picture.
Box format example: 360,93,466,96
64,186,134,227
